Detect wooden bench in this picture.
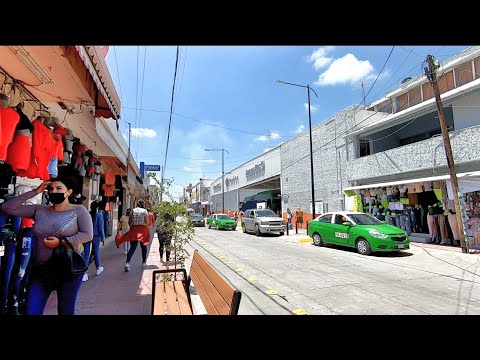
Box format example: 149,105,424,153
151,250,242,315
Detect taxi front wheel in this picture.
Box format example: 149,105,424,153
356,238,372,255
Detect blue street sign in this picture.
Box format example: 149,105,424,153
145,165,161,171
140,162,145,178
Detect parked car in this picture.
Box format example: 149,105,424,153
191,214,205,227
207,214,237,230
307,212,410,255
241,209,286,236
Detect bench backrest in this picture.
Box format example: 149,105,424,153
189,250,242,315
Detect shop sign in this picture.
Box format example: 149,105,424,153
225,175,239,188
246,161,265,181
214,183,222,193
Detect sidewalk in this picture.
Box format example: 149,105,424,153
44,230,166,315
280,227,312,243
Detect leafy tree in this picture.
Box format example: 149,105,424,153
148,173,194,273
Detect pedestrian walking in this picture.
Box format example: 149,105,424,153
82,201,105,282
115,200,150,272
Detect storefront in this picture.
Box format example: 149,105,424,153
343,172,480,249
209,146,282,215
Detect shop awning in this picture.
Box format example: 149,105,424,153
343,171,480,193
75,46,121,120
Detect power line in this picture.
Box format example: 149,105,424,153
399,46,424,59
136,46,147,159
362,46,395,106
112,46,125,111
122,106,269,136
134,46,139,160
282,63,454,172
140,150,263,160
160,46,180,200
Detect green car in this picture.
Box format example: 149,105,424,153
207,214,237,230
307,212,410,255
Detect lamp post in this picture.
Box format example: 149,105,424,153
205,148,229,213
275,79,318,220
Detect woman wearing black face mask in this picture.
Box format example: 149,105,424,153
0,176,93,315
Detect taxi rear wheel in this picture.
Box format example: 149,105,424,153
356,238,372,255
313,233,324,246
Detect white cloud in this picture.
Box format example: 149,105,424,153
295,124,305,134
131,128,157,138
255,135,268,142
308,46,335,70
255,131,280,142
304,103,318,113
315,54,374,86
365,68,391,83
176,123,232,183
270,132,280,140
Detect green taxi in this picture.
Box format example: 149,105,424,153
207,214,237,230
307,212,410,255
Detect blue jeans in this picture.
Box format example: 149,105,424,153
126,241,147,264
0,233,17,310
11,228,33,308
26,270,83,315
83,236,101,269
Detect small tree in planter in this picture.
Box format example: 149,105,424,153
148,173,194,280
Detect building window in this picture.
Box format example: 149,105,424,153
376,99,393,114
422,82,434,101
394,92,409,113
408,85,422,107
359,139,372,157
455,62,473,87
438,70,455,94
399,128,443,146
474,57,480,79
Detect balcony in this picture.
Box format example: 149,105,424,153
347,124,480,182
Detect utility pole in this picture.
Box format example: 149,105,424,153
361,79,366,108
222,149,225,213
307,85,316,220
426,55,468,253
126,122,131,210
205,148,229,214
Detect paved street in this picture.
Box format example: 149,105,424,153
190,227,480,315
42,226,480,315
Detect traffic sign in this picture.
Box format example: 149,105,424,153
145,165,161,171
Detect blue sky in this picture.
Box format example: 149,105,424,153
105,46,469,200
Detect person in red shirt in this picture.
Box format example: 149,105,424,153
147,209,155,228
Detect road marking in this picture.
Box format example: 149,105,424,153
298,238,313,243
236,268,244,272
293,309,308,315
219,256,225,259
249,277,258,282
266,290,278,295
227,260,234,264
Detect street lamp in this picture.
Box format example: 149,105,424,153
275,79,319,220
205,148,229,213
